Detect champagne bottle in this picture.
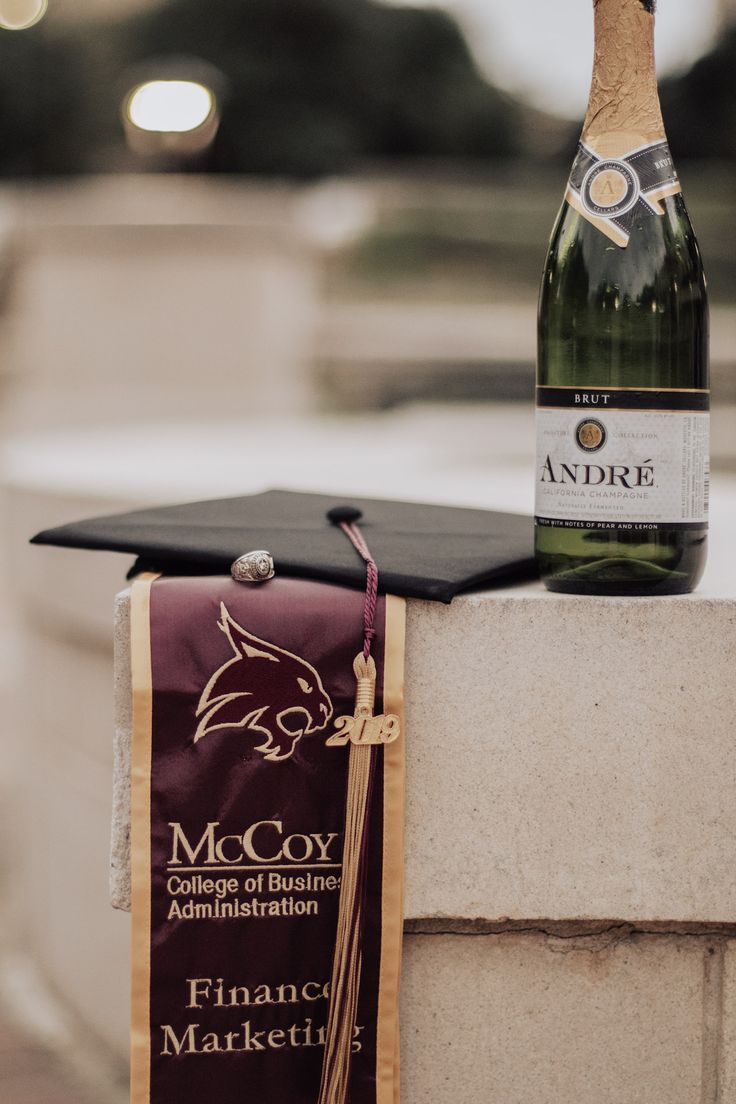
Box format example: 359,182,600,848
535,0,709,595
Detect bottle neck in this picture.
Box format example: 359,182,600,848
582,0,665,157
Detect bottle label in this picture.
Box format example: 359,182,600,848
535,387,709,530
566,139,681,247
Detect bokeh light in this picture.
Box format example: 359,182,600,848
126,80,215,134
0,0,47,31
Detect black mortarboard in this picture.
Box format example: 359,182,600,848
30,488,536,603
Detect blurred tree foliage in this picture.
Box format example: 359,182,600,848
660,26,736,160
0,0,524,176
127,0,523,172
1,0,732,178
0,29,87,175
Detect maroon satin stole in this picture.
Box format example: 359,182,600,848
130,576,405,1104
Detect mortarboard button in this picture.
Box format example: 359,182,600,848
326,505,364,525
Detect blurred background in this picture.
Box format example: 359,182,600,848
0,0,734,1100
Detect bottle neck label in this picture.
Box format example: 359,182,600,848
565,137,681,247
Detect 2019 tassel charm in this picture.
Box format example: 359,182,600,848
327,654,401,747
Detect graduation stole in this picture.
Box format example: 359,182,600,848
130,574,406,1104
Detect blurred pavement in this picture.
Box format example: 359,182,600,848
0,946,127,1104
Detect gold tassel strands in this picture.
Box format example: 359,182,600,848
318,654,378,1104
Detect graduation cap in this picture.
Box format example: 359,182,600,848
32,487,536,1104
31,488,536,602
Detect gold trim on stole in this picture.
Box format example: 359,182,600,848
376,595,407,1104
130,574,157,1104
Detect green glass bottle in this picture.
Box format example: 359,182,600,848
535,0,709,595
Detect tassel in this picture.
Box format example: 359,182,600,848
321,506,401,1104
318,653,377,1104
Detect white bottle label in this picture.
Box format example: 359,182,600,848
535,387,709,530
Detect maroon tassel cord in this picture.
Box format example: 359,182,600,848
330,507,379,660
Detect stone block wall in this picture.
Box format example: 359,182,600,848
107,574,736,1102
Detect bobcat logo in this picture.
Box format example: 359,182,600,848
194,604,334,762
